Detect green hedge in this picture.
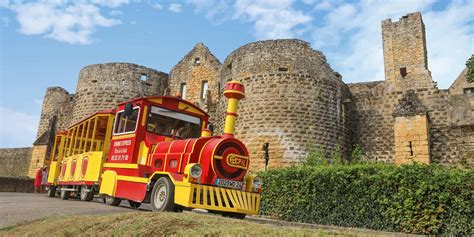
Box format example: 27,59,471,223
259,163,473,235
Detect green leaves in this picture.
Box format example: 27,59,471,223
259,164,473,235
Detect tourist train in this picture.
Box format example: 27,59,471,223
46,81,261,218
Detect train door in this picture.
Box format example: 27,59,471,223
108,105,141,166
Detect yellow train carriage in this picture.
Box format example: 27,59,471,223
46,110,115,201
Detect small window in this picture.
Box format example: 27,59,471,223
140,74,147,81
278,67,288,72
400,67,407,78
464,87,474,94
113,107,139,134
201,81,209,100
194,57,201,64
408,141,413,156
180,83,187,99
227,63,232,70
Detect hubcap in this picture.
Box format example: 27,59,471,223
155,185,167,208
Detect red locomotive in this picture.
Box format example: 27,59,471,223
46,81,261,218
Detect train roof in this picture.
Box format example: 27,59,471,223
118,96,209,118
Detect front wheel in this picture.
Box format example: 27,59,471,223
151,177,176,212
80,185,94,201
47,186,56,197
105,195,121,206
60,189,70,200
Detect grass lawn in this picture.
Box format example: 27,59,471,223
0,211,347,236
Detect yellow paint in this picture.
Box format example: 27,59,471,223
137,141,149,165
99,170,117,196
141,106,148,127
147,98,163,104
224,89,245,97
116,175,148,183
223,97,239,135
178,102,205,116
112,133,136,140
201,129,211,137
103,163,138,169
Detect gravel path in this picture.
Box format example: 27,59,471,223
0,192,139,228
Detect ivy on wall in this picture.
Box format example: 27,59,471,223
467,55,474,83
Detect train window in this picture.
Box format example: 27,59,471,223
147,106,201,139
114,107,140,134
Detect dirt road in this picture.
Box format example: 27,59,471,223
0,192,138,228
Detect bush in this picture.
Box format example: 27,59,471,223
259,163,473,235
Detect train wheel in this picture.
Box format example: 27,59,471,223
80,185,94,201
151,177,175,212
47,186,56,197
128,200,141,209
222,212,246,219
105,195,121,206
60,189,70,200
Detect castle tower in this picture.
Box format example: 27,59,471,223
169,43,221,112
382,12,436,90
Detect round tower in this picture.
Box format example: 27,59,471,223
36,87,73,138
71,63,168,124
215,39,351,170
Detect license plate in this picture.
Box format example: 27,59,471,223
214,178,243,190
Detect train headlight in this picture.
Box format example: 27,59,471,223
190,164,202,179
252,176,262,190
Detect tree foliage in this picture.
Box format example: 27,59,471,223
466,55,474,83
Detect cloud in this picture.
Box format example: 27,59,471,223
3,1,124,44
152,3,163,10
90,0,129,8
109,9,122,16
188,0,312,39
169,3,182,13
310,0,473,88
0,106,39,148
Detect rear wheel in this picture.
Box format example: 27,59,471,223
47,186,56,197
128,200,141,209
80,185,94,201
60,189,70,200
151,177,176,212
105,195,121,206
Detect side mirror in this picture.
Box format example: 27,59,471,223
208,123,214,133
124,103,133,117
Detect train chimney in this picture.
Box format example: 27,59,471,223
223,81,245,138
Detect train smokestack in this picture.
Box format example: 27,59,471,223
223,81,245,138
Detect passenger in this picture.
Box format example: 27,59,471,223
34,167,43,193
41,167,48,193
176,123,191,138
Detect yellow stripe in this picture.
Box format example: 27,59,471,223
147,98,163,104
103,163,138,169
116,175,148,183
198,139,213,163
112,134,136,140
141,105,148,127
178,102,205,116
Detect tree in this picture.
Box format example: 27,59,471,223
466,55,474,83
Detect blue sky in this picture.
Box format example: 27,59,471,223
1,0,473,148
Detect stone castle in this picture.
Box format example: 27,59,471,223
1,12,472,177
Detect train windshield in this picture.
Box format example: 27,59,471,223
146,106,201,139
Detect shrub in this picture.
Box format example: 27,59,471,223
259,163,473,235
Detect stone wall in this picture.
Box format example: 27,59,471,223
169,43,221,113
0,177,34,193
0,147,32,177
71,63,168,124
215,39,351,171
36,87,74,138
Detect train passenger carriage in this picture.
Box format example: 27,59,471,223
46,81,261,218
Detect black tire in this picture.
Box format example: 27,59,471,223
151,177,176,212
47,186,56,197
80,185,94,201
222,212,246,219
60,189,70,200
105,195,121,206
128,200,142,209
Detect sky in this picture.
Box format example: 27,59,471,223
0,0,473,148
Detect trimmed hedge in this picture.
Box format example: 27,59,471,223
259,163,473,235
